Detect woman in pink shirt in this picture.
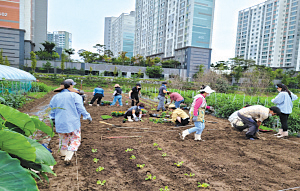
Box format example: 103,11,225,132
180,86,215,141
167,92,184,108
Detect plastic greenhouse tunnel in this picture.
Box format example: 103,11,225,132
0,65,36,95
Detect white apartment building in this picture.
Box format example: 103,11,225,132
235,0,300,71
134,0,215,78
104,11,135,58
47,31,72,50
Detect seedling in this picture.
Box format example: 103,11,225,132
145,174,156,181
174,161,184,167
151,108,156,111
136,164,145,169
198,182,210,188
159,186,170,191
130,155,136,160
157,147,162,151
153,143,158,147
184,173,195,177
125,148,134,152
92,149,97,153
97,180,106,186
96,166,105,172
162,153,167,157
93,158,99,163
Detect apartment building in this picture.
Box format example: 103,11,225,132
47,31,72,50
104,11,135,58
134,0,215,78
235,0,300,71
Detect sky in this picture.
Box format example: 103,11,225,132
48,0,266,63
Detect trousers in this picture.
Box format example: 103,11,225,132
238,112,258,137
187,121,205,134
279,112,290,131
157,95,165,111
90,93,103,105
58,128,81,151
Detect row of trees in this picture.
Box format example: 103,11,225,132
0,49,11,66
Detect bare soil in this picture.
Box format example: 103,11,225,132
20,92,300,191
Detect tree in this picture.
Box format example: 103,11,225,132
241,69,272,95
145,65,163,78
89,67,93,76
153,57,161,64
113,66,118,77
93,44,105,55
52,52,60,60
193,64,205,78
64,48,75,62
79,51,99,63
118,51,130,65
0,49,3,65
104,49,114,57
137,69,143,78
35,41,57,60
61,53,66,74
41,41,56,53
30,51,37,72
131,56,136,65
4,56,10,66
42,61,52,73
274,69,284,79
232,65,243,84
161,59,180,68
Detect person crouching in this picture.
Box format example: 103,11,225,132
123,103,145,122
168,104,189,127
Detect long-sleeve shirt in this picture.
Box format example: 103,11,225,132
238,105,269,122
170,92,184,102
94,87,104,95
271,91,298,114
171,108,189,122
50,89,91,133
193,95,211,116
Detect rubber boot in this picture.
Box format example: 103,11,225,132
277,131,288,138
97,104,100,106
127,116,133,122
179,130,189,140
64,151,74,165
274,129,283,136
59,149,67,156
89,104,92,106
194,134,202,141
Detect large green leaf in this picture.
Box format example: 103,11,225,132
25,137,56,166
0,129,36,162
0,150,38,191
0,104,36,136
30,116,54,137
20,159,56,176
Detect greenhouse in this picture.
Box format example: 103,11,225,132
0,65,36,94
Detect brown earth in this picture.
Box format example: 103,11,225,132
20,92,300,191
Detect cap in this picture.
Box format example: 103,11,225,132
162,82,167,85
199,86,215,94
65,79,76,86
136,83,141,87
168,104,176,109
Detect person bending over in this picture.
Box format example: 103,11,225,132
123,103,145,122
89,86,104,106
167,92,184,108
129,83,141,106
168,104,189,127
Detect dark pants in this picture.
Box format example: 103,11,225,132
90,93,103,105
124,111,136,119
238,112,258,138
131,94,139,106
233,123,248,132
175,118,189,126
279,113,290,131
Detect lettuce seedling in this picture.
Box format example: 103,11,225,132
162,153,167,157
145,174,156,181
198,182,210,188
159,186,170,191
97,180,106,186
184,173,195,177
136,164,145,169
125,148,134,152
93,158,99,163
92,149,97,153
153,143,158,147
174,161,184,167
157,147,162,151
130,155,136,160
96,166,105,172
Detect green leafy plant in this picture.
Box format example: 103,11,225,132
101,115,113,120
93,158,99,163
161,111,167,118
136,164,145,169
174,161,184,167
162,153,167,157
157,147,162,151
145,174,156,181
130,155,136,160
159,186,170,191
125,148,134,152
198,182,210,188
92,149,97,153
97,180,106,186
184,173,195,177
153,143,158,147
96,166,105,172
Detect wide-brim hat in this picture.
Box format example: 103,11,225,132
168,104,176,109
198,86,215,94
114,84,120,88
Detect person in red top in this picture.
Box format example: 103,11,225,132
167,92,184,108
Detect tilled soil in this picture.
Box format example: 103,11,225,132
20,92,300,191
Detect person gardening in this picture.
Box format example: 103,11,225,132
110,84,123,106
167,103,189,127
123,103,145,122
272,84,298,138
129,83,142,106
50,81,92,164
65,79,86,102
228,104,252,131
180,86,215,141
157,82,168,112
89,86,104,106
237,105,281,140
167,92,184,108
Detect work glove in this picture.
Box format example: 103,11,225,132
192,116,198,122
87,117,92,124
134,117,139,122
209,107,215,112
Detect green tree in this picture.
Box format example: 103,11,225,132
41,41,56,53
118,51,130,65
93,44,105,55
137,69,143,78
42,61,52,73
30,51,37,72
104,49,113,57
131,56,136,65
79,51,99,63
113,66,118,77
4,56,10,66
193,64,205,78
89,67,93,75
145,65,163,78
232,65,243,84
61,53,66,74
0,49,3,65
153,57,161,64
274,69,284,79
64,48,75,62
52,52,60,60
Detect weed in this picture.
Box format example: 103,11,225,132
184,173,195,177
136,164,145,169
157,147,162,151
174,161,184,167
97,180,106,186
96,166,105,172
130,155,136,160
198,182,210,188
92,149,97,153
125,148,134,152
159,186,170,191
153,143,158,147
93,158,99,163
145,174,156,181
162,153,167,157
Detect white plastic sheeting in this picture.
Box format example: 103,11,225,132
0,65,36,81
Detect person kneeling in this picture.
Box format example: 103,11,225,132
168,104,189,127
124,103,145,122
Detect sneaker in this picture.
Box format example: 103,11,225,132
97,104,100,106
89,104,92,106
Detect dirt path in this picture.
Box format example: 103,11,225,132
20,92,300,191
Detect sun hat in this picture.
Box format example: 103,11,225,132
65,79,76,86
114,84,120,88
199,86,215,94
168,104,176,109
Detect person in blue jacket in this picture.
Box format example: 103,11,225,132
272,84,298,138
89,86,104,106
50,81,92,164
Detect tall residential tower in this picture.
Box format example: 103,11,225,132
235,0,300,71
47,31,73,50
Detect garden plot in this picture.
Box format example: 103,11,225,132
18,92,300,191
